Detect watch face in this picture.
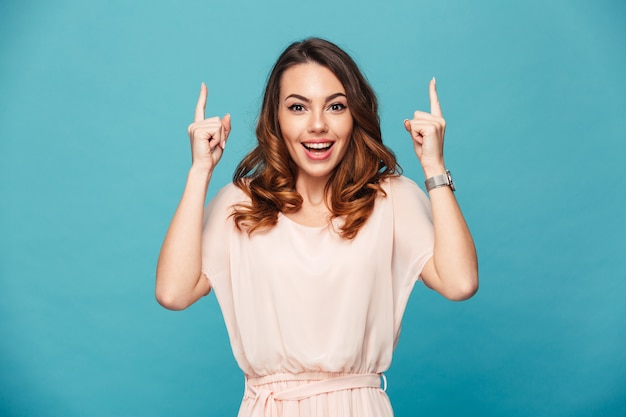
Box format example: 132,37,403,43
446,170,456,191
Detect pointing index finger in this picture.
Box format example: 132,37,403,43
194,82,207,123
429,77,443,117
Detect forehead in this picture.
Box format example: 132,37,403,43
279,63,345,97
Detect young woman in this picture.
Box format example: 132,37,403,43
156,38,478,417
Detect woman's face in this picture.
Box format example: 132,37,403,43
277,62,353,184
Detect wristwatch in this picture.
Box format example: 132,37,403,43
425,169,455,192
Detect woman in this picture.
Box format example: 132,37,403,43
156,38,478,417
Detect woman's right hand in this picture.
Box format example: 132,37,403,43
187,83,231,174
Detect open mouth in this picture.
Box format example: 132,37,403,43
302,142,334,153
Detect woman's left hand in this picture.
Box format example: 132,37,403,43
404,78,446,175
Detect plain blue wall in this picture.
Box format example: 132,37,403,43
1,1,624,416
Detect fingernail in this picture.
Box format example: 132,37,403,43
221,140,226,150
432,77,436,85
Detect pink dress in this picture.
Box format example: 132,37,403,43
201,175,434,417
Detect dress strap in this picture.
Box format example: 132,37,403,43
244,372,385,417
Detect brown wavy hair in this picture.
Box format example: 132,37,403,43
232,37,400,239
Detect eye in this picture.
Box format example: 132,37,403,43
288,104,305,112
329,103,347,112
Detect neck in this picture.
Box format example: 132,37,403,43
295,174,330,208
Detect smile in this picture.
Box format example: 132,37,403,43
302,142,334,151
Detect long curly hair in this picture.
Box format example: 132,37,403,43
232,38,400,239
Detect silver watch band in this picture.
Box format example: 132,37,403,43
424,170,455,192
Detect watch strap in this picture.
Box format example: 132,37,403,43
425,170,455,192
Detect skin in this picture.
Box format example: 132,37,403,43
155,83,228,310
403,78,478,300
278,63,353,227
156,74,477,310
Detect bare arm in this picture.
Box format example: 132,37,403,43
420,183,478,301
404,79,478,301
155,83,231,310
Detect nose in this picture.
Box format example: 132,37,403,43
307,110,328,133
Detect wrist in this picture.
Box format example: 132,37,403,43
424,169,455,193
188,164,212,185
422,163,447,179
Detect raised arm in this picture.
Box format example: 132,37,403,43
155,83,231,310
403,78,478,301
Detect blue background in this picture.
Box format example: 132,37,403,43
1,0,625,416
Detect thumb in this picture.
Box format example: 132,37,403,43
403,119,411,132
220,113,231,149
222,114,231,136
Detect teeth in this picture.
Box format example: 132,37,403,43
304,142,332,150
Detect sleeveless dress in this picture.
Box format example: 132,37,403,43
201,175,434,417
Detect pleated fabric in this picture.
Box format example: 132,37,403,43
201,176,434,416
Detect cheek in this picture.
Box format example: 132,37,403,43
338,118,354,140
278,115,301,141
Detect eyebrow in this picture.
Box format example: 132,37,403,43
284,92,347,103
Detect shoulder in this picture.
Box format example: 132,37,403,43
383,175,428,199
381,175,432,216
212,182,249,204
388,175,419,189
205,182,250,219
